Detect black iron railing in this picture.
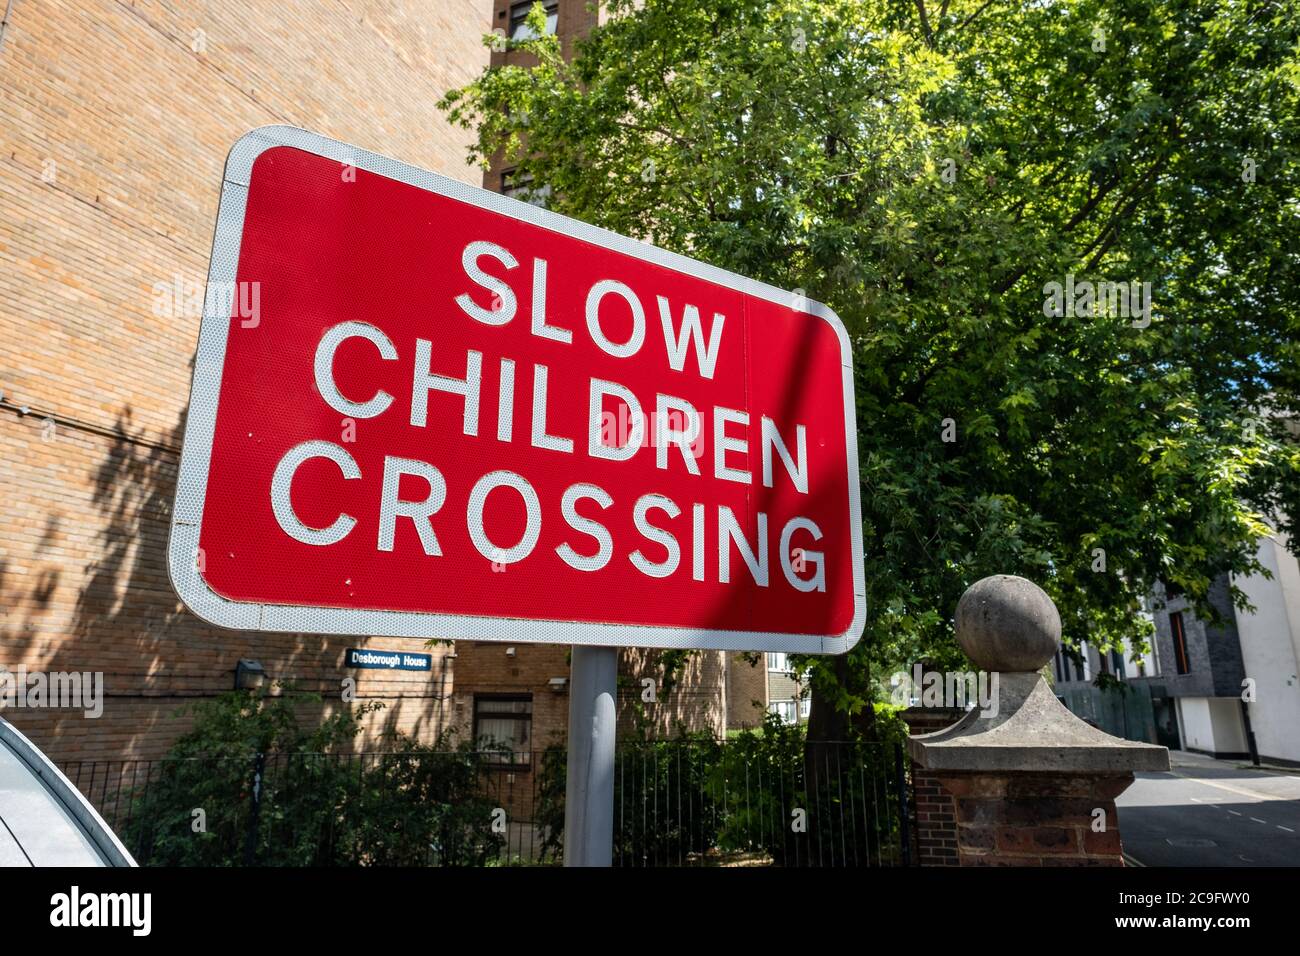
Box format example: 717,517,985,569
64,740,911,867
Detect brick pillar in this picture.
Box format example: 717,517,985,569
912,769,959,866
900,709,964,867
930,770,1131,865
907,575,1168,868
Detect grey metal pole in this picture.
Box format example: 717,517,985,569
564,645,617,867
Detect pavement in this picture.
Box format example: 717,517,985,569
1115,749,1300,866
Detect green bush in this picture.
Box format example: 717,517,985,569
612,733,723,865
125,687,503,866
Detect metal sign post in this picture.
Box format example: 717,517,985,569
563,645,617,866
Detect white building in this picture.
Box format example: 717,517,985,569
1054,536,1300,767
1232,528,1300,765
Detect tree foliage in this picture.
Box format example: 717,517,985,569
442,0,1299,731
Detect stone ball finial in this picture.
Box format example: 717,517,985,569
955,575,1061,672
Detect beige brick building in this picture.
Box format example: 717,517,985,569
0,0,733,776
0,0,492,764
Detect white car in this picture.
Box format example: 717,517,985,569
0,717,135,866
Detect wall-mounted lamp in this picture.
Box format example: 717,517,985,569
548,677,568,694
234,658,265,691
506,646,516,658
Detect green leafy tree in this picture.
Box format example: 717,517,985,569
442,0,1299,739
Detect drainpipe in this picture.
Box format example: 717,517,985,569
1240,698,1260,767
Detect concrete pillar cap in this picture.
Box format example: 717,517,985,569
910,575,1170,774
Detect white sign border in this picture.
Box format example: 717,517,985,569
168,126,865,654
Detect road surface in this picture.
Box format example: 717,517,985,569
1116,750,1300,866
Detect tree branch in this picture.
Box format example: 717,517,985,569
915,0,934,44
957,0,999,32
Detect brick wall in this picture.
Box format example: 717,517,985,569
726,653,768,730
450,641,573,751
767,666,809,724
617,647,726,738
0,0,493,764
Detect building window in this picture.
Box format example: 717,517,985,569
766,652,790,673
799,696,811,719
769,699,797,725
474,695,532,768
1170,612,1190,675
509,0,559,40
500,168,550,207
1110,650,1125,679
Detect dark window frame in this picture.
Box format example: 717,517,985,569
500,167,551,207
472,693,534,770
1110,650,1126,679
508,0,559,40
1170,612,1191,675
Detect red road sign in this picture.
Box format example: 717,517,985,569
169,127,864,653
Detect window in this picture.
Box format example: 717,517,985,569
1110,650,1126,679
1170,612,1190,675
474,695,532,767
766,652,789,673
509,0,558,40
769,699,797,725
799,696,811,719
500,168,550,207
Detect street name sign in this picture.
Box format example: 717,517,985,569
169,126,864,653
344,649,432,672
